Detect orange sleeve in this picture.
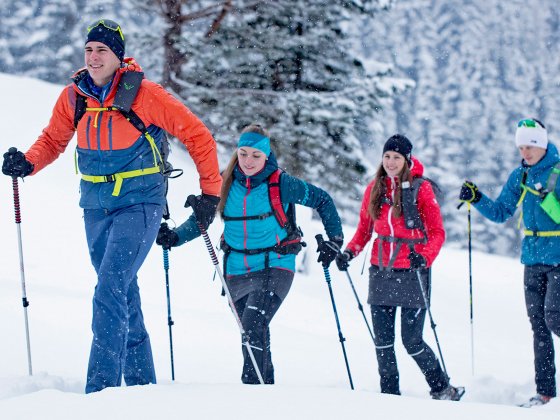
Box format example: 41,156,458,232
25,86,76,174
140,80,222,196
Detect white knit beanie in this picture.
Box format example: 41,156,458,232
515,118,548,149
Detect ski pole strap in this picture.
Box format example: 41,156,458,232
81,166,161,196
523,229,560,237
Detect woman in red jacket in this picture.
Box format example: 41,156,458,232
336,134,463,400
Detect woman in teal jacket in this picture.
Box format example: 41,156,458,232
459,118,560,407
157,124,344,384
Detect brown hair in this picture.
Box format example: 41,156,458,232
368,160,412,220
217,124,271,217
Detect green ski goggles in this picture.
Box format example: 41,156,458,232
87,19,125,42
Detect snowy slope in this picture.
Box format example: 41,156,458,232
0,73,558,419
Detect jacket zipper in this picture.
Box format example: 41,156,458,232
387,177,396,265
243,178,251,271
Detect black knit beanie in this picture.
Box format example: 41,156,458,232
382,134,413,164
85,19,125,62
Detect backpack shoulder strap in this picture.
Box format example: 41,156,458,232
113,71,144,113
268,169,289,229
113,72,147,133
545,162,560,192
411,176,425,203
73,93,87,129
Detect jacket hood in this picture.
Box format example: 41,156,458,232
409,156,424,178
233,152,279,188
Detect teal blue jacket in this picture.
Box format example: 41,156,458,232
474,143,560,266
174,153,343,275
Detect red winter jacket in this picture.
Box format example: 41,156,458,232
346,157,445,269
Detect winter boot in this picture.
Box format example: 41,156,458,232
430,385,465,401
518,394,553,408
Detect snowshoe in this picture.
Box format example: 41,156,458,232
430,385,465,401
518,394,552,408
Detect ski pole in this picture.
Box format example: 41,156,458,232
186,195,264,384
360,241,371,276
11,175,33,376
467,202,474,375
415,267,449,380
163,244,175,380
458,200,475,375
343,269,375,344
161,201,176,381
316,234,354,390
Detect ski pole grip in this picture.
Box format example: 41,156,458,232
315,234,324,246
12,177,21,224
457,202,465,210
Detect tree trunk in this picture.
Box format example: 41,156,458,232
161,0,184,92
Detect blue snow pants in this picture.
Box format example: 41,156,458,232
524,264,560,398
83,203,163,393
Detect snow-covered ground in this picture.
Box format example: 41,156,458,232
0,73,558,419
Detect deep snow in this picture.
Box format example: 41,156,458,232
0,73,558,419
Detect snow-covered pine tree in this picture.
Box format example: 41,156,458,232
0,0,158,84
360,0,560,256
170,0,411,217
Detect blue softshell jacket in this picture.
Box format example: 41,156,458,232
474,143,560,266
175,153,343,275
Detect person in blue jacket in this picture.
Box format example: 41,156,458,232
156,123,344,384
459,118,560,407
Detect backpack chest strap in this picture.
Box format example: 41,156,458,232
222,211,274,221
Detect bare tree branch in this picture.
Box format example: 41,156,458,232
205,0,232,38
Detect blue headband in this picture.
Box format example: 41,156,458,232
237,132,271,157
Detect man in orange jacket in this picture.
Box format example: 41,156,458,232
2,19,222,393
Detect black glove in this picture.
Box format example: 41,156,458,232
185,193,221,231
317,237,343,267
156,223,179,250
2,147,34,178
459,181,481,204
335,250,354,271
408,252,426,270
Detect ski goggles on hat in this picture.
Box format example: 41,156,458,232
518,118,546,129
87,19,125,42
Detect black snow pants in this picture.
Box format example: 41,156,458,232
371,305,448,395
232,286,283,384
524,264,560,397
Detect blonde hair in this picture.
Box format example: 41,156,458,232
217,124,271,216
